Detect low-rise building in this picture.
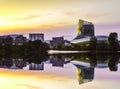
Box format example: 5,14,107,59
49,56,65,67
64,40,71,46
50,37,65,49
0,36,13,45
29,33,44,42
9,34,27,45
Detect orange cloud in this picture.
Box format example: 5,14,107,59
84,12,109,19
64,10,76,16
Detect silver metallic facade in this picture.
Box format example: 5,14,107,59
71,20,108,44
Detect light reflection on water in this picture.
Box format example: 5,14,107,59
0,53,120,89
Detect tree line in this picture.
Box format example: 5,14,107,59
88,32,119,51
0,40,49,63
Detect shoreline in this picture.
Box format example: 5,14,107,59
48,50,120,54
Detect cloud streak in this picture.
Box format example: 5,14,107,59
64,10,77,16
84,12,109,19
15,15,43,21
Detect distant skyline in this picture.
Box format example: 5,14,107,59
0,0,120,40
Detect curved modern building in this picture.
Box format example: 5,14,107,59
96,36,108,41
72,35,109,44
71,37,91,44
71,19,109,44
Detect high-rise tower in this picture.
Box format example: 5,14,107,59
74,19,94,40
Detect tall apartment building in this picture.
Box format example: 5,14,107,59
29,33,44,42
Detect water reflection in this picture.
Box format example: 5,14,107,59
0,58,26,69
0,52,120,86
73,62,94,84
108,54,119,71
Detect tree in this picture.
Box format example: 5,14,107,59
108,54,119,71
89,36,97,50
108,32,119,51
96,42,109,50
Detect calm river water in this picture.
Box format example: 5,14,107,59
0,53,120,89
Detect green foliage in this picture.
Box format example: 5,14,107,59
22,40,49,63
72,44,82,50
55,44,82,50
96,42,109,50
89,36,97,50
3,44,13,57
108,32,119,51
57,44,65,50
0,40,49,63
108,54,119,71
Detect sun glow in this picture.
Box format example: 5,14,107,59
0,69,79,89
0,18,13,27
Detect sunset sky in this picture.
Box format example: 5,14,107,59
0,0,120,40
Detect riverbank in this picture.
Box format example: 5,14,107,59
48,50,120,54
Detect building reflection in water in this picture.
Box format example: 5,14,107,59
48,55,95,84
0,59,26,69
29,63,44,70
0,53,119,85
49,55,64,67
72,61,94,84
0,59,13,68
28,55,69,70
